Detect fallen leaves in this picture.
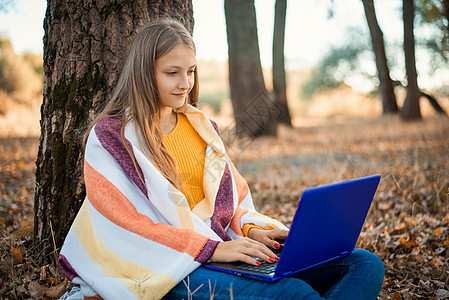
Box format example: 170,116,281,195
1,115,448,299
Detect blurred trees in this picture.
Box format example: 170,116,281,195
402,0,422,120
415,0,449,69
0,38,42,115
273,0,292,126
303,0,448,120
362,0,398,114
34,0,194,260
224,0,277,137
302,41,365,98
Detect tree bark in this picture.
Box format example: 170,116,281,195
272,0,292,126
362,0,398,114
401,0,421,120
224,0,277,138
34,0,193,262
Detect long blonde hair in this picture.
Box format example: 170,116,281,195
85,19,198,189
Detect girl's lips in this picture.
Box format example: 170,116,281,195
172,93,186,98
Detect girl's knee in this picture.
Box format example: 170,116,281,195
352,249,385,280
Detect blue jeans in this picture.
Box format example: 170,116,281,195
163,249,384,300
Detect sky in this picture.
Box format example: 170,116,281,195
0,0,403,65
0,0,445,89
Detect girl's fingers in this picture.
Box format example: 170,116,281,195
236,253,260,266
269,229,289,240
266,229,289,248
210,236,283,265
241,239,278,263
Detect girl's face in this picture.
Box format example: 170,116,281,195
155,44,197,111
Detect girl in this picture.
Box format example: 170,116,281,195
58,19,384,300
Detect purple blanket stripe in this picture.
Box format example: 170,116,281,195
195,239,220,263
209,119,220,135
210,164,233,241
95,118,148,198
58,254,78,281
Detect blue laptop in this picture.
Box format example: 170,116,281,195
204,174,381,282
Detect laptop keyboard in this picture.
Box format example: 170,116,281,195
235,258,277,274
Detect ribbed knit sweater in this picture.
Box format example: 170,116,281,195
163,113,207,209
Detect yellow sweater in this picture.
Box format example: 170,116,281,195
163,113,262,236
163,113,207,209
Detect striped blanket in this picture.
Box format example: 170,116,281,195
58,104,287,300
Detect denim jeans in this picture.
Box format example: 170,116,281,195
163,249,385,300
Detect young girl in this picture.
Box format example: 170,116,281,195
58,19,384,300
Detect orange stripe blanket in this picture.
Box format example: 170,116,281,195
57,104,287,299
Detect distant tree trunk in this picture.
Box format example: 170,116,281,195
224,0,277,137
362,0,398,114
34,0,193,262
444,0,449,36
420,91,448,116
272,0,292,126
401,0,421,120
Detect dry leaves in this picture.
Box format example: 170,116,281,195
1,115,448,299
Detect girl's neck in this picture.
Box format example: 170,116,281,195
160,108,178,135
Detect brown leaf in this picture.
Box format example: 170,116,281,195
429,257,442,269
393,291,402,300
28,281,46,299
40,265,48,282
433,228,441,236
406,217,418,226
10,247,24,262
394,223,406,232
17,161,25,170
398,236,418,248
45,278,69,299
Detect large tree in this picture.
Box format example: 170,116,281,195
362,0,398,114
401,0,421,120
34,0,194,260
224,0,277,138
272,0,292,126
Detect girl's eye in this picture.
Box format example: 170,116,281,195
167,71,177,76
188,69,196,75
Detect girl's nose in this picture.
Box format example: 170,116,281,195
178,74,190,90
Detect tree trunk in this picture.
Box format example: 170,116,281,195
420,91,448,116
272,0,292,126
224,0,277,138
34,0,193,262
444,0,449,37
362,0,398,114
401,0,421,120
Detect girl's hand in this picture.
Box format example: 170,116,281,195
248,228,289,250
210,238,279,266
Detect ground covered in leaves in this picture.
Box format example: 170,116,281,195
0,115,448,299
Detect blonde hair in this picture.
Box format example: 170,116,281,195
85,19,198,189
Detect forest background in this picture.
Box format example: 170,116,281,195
0,0,448,299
